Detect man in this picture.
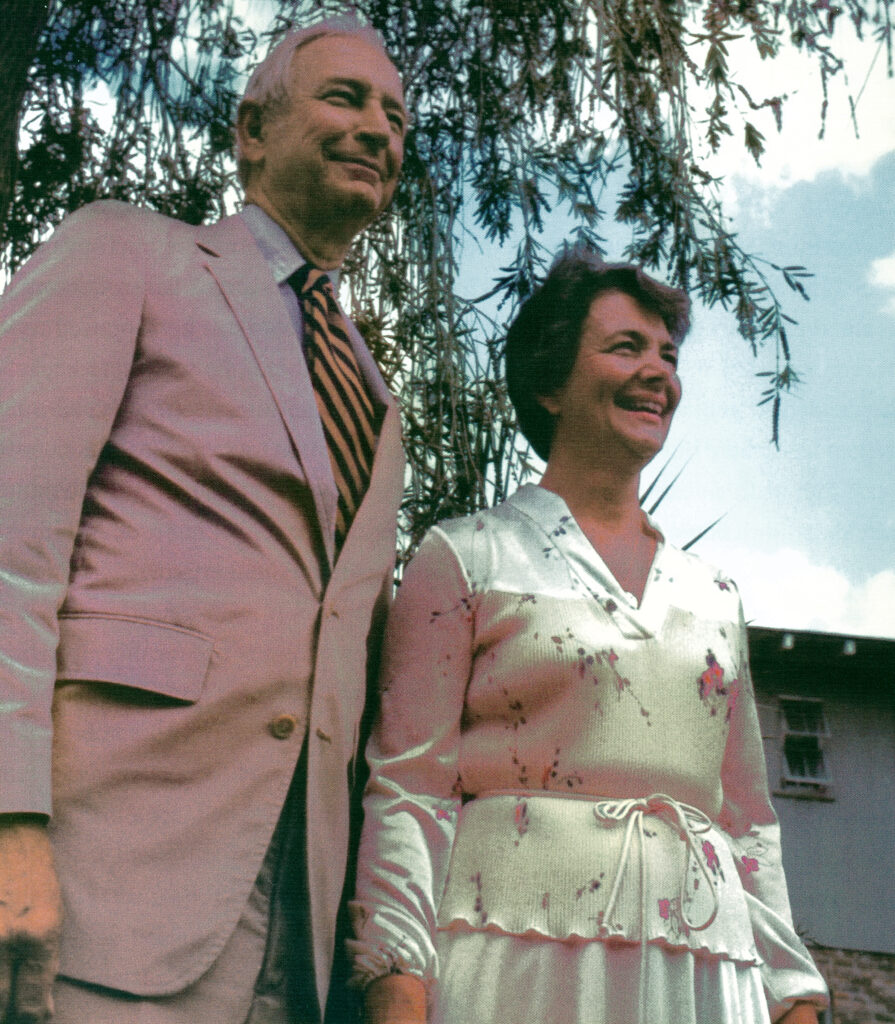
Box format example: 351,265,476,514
0,16,406,1024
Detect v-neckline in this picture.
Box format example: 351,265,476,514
508,484,671,638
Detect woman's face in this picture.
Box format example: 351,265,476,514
539,289,682,467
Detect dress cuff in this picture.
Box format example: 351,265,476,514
745,894,830,1018
347,903,437,991
346,938,433,992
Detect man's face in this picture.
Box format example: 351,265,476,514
248,34,406,238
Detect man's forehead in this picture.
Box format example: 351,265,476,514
292,33,404,99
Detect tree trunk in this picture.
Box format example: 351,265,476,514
0,0,52,237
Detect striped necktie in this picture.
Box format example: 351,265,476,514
290,264,377,553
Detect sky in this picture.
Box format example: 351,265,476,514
658,155,895,641
456,29,895,640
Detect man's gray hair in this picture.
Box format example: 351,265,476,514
236,15,393,186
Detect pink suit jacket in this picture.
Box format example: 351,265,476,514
0,201,405,1009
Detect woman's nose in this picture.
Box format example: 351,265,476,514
639,350,674,382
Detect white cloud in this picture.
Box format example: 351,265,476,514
697,30,895,195
869,252,895,315
870,253,895,287
847,569,895,636
721,548,895,639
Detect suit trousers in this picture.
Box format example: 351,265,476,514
51,745,320,1024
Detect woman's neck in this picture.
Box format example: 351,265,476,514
539,459,643,534
539,458,658,604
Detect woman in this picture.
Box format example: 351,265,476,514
349,250,829,1024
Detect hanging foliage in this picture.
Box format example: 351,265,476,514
2,0,891,559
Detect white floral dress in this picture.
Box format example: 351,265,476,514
350,485,829,1024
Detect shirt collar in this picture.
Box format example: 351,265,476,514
239,203,341,289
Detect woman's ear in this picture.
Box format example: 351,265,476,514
536,390,562,417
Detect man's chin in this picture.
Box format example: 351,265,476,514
327,184,386,226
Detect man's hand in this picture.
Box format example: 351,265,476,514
0,818,61,1023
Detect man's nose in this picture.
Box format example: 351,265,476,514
355,102,392,147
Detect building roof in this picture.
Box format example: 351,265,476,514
748,626,895,700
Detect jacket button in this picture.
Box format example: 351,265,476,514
269,714,297,740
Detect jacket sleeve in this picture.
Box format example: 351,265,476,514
0,202,146,814
348,525,475,989
718,598,829,1021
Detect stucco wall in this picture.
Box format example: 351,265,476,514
750,632,895,954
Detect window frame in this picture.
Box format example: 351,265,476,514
776,695,834,798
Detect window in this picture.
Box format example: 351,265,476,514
783,735,827,781
781,698,826,736
778,697,832,795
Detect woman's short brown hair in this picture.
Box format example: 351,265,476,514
505,246,691,461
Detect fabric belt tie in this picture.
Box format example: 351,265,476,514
593,793,719,1023
290,264,377,553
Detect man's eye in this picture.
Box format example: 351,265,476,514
326,89,356,104
388,113,406,134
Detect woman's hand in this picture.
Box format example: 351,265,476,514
364,974,427,1024
776,1001,820,1024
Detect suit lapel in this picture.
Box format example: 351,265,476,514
196,215,338,566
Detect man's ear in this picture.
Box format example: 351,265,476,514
236,100,266,162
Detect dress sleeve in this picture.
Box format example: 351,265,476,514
348,525,474,989
718,599,829,1021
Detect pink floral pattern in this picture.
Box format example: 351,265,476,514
514,800,530,845
703,839,720,872
542,748,584,790
435,801,460,823
714,571,735,592
698,649,744,722
655,895,687,941
471,871,488,925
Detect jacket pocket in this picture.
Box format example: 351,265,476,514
56,613,213,703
